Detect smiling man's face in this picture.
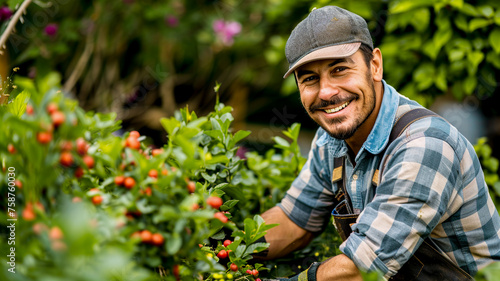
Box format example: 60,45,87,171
295,49,379,141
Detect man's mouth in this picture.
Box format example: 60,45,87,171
324,101,350,114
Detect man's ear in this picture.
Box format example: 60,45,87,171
371,48,383,82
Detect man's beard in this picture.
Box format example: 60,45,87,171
309,81,377,140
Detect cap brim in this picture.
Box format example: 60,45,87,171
283,42,361,78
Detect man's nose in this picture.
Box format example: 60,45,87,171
318,78,340,101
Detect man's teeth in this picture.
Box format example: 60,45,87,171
324,101,350,113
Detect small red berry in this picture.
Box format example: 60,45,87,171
51,111,65,127
49,226,64,240
74,167,84,178
252,269,259,276
7,143,15,154
37,131,52,144
246,269,252,275
151,233,164,246
152,148,163,156
26,104,34,115
83,155,94,169
76,138,88,155
140,230,152,243
125,136,140,149
59,151,74,167
124,177,135,189
114,176,125,185
148,169,158,178
230,263,238,271
206,196,223,209
217,249,228,259
46,102,58,114
129,131,140,138
223,239,232,247
92,195,103,205
214,212,228,223
187,181,196,193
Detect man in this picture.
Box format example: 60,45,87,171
261,6,500,280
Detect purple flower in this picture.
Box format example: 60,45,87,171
0,6,12,21
44,23,58,37
165,15,178,27
213,20,242,46
213,20,225,33
236,146,249,160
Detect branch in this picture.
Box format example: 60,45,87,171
0,0,33,55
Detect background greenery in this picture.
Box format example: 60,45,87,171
1,0,500,280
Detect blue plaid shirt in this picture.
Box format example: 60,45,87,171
278,81,500,278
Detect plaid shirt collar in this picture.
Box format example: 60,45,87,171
315,80,400,156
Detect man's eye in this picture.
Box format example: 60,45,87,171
334,66,347,73
302,76,317,82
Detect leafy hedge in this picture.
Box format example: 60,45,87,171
0,74,313,280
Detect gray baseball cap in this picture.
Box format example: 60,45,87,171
283,6,373,78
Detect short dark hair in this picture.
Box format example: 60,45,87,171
359,43,374,66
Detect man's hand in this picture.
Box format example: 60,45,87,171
260,206,314,260
263,261,320,280
264,254,363,281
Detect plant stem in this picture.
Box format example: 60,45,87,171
0,0,33,55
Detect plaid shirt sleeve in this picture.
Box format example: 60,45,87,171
340,118,500,278
278,129,337,233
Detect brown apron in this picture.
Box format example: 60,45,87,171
331,108,474,281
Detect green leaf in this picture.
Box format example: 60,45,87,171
243,242,270,257
413,63,435,90
495,10,500,25
7,90,30,117
469,18,491,32
459,3,479,16
489,28,500,54
160,117,180,136
433,28,453,53
389,0,433,14
201,172,217,183
448,49,465,62
230,130,251,147
478,5,494,18
166,232,182,255
273,136,290,148
434,66,448,91
220,199,239,211
463,75,477,95
211,230,227,240
410,8,430,32
467,51,485,74
454,14,469,32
